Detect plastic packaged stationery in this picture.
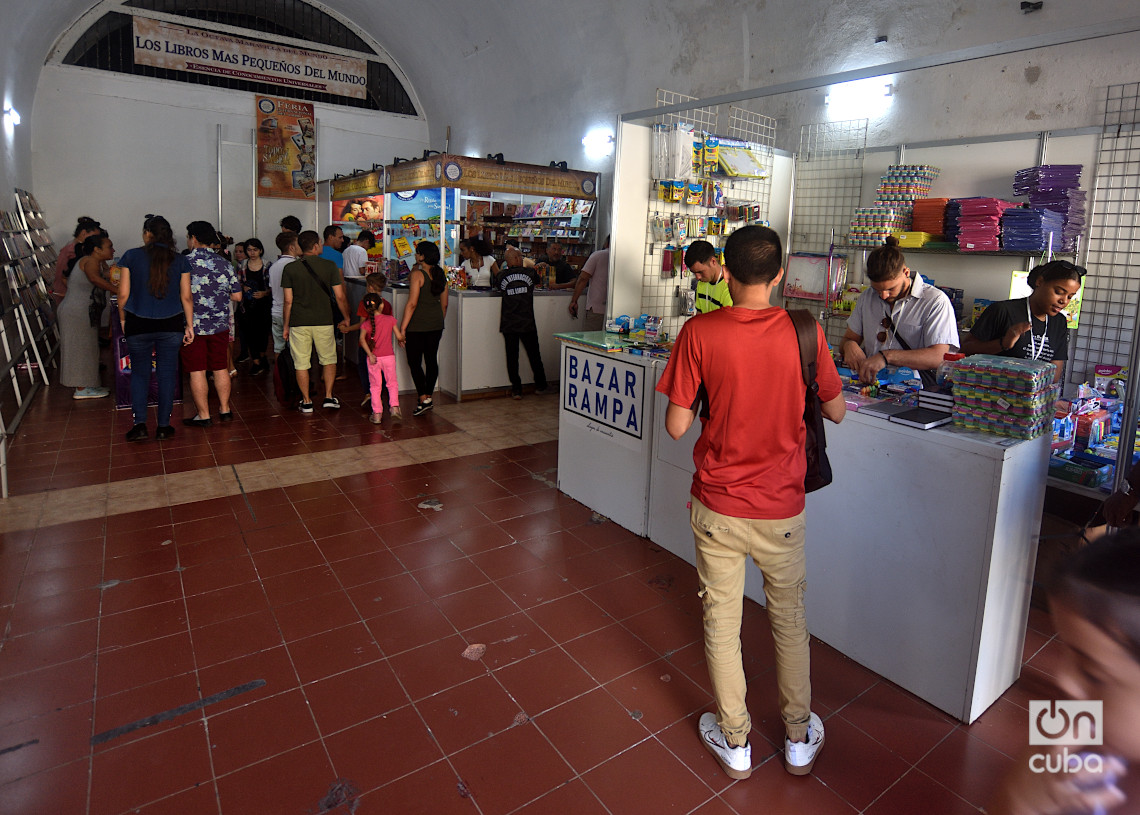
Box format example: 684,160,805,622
703,136,719,172
951,354,1055,395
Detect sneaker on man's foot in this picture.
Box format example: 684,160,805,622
698,712,752,780
784,712,825,776
412,401,433,417
299,401,314,414
323,396,340,409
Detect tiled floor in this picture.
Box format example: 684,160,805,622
0,360,1104,814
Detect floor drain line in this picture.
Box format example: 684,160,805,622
232,464,257,522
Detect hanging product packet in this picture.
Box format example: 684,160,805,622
662,245,676,273
692,138,704,177
670,180,685,202
685,183,703,206
703,136,719,172
674,217,688,243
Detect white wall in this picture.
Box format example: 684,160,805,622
31,64,428,252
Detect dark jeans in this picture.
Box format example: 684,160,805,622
238,298,271,361
404,329,443,398
503,331,547,395
125,330,182,426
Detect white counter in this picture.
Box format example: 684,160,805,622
647,390,1050,723
556,338,661,536
446,289,582,398
351,283,581,400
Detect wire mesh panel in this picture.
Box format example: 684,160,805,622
1069,82,1140,384
638,92,775,339
654,89,718,132
787,119,867,345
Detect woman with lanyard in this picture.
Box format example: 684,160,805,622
840,236,960,388
961,259,1083,384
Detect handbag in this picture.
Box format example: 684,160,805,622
88,287,107,328
300,258,341,326
787,309,833,493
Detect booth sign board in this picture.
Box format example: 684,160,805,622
386,155,598,200
561,346,645,451
331,172,382,200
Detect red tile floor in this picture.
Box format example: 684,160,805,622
0,363,1095,814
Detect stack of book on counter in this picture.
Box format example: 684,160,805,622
861,395,953,430
951,355,1058,439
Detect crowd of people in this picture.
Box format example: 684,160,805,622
50,211,578,439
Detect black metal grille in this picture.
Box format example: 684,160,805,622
63,9,416,116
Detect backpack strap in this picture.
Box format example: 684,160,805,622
786,309,819,389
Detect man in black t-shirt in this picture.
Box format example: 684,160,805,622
539,242,578,289
496,247,548,399
963,297,1069,382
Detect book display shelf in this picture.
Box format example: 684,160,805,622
0,189,60,497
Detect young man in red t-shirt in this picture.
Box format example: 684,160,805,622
656,225,846,780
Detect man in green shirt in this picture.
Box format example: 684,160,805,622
685,240,734,314
282,230,351,413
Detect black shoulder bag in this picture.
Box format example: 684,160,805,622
300,258,341,326
787,309,833,493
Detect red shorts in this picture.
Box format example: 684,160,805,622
181,330,229,373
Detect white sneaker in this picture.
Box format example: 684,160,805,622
73,387,109,400
784,712,825,776
698,712,752,780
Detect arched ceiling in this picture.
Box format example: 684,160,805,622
5,0,1140,191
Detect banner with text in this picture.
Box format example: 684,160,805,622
255,96,316,200
133,17,368,99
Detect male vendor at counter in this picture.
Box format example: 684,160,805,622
657,225,845,781
684,240,733,313
840,236,960,387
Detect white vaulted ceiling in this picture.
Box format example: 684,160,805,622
4,0,1140,191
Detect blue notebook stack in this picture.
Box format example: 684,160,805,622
1000,206,1066,253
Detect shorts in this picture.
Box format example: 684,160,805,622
272,315,286,353
181,330,229,373
289,324,336,370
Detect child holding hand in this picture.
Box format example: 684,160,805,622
360,291,403,423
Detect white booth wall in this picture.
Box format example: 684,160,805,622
30,64,429,252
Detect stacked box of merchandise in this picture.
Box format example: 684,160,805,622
848,165,941,246
951,355,1057,439
849,206,907,247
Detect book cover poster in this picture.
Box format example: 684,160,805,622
255,96,316,200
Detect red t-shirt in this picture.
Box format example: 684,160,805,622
656,307,842,520
357,297,393,319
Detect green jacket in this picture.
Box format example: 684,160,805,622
695,277,732,313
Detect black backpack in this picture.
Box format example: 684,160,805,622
786,309,833,493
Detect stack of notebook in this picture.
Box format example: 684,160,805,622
1012,165,1086,253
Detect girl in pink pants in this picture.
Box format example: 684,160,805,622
360,292,404,423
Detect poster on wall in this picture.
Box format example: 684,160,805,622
255,96,316,200
330,172,383,239
132,17,368,99
387,188,456,264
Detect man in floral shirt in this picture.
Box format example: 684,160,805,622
182,221,241,426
